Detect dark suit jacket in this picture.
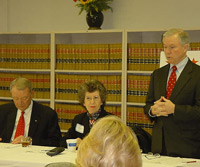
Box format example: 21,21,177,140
0,101,61,147
144,59,200,158
60,108,111,148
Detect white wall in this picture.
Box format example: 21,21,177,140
1,0,200,32
0,0,8,31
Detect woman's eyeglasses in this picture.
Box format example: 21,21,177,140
85,96,100,102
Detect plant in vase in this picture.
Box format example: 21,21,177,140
73,0,113,30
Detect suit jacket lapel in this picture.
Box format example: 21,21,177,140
28,102,40,137
170,60,192,101
155,64,169,99
160,65,169,97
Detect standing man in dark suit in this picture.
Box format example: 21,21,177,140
0,77,61,147
144,28,200,158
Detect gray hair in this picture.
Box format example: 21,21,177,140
10,77,32,93
162,28,189,46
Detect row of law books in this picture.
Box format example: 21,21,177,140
127,42,200,72
55,74,121,102
0,100,50,107
55,103,121,131
127,42,200,71
127,74,151,103
127,106,153,134
56,44,122,70
127,43,163,71
0,44,50,69
0,73,50,99
0,100,10,105
190,42,200,50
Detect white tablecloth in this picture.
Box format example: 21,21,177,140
142,154,200,167
0,143,199,167
0,143,76,167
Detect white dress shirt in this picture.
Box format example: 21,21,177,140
11,101,33,142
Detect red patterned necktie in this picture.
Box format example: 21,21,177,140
166,66,177,99
14,111,25,139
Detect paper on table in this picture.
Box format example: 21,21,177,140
143,154,200,167
143,155,183,165
178,161,200,167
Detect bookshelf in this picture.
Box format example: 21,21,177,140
0,33,51,107
53,30,125,131
0,29,200,134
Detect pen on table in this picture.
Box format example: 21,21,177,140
183,161,197,163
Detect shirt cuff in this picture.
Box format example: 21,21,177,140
149,108,156,117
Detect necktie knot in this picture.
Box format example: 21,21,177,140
172,66,177,71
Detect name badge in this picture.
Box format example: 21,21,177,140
75,123,84,134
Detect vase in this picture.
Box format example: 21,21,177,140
86,11,104,30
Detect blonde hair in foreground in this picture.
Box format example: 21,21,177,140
76,116,142,167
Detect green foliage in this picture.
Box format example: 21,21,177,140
74,0,113,15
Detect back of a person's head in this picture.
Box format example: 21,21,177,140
76,115,142,167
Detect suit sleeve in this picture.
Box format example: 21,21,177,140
0,106,6,139
0,103,16,143
144,72,156,122
32,107,62,147
45,110,62,146
60,115,79,147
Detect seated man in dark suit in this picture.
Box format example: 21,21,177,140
0,77,61,147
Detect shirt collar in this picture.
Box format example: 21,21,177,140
18,100,33,115
170,57,188,72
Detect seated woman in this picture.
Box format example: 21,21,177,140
60,80,111,148
76,115,142,167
